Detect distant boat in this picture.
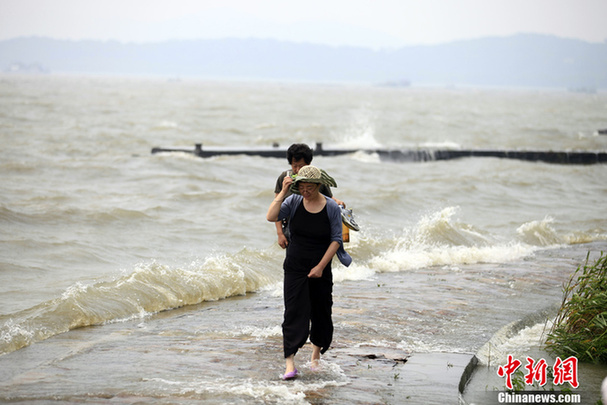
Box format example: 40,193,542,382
377,79,411,88
568,86,597,94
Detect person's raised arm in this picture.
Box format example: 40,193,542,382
267,176,293,222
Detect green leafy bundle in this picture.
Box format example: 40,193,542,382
546,252,607,364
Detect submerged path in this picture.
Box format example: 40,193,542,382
151,143,607,165
2,242,605,404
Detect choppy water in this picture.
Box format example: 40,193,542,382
1,75,606,403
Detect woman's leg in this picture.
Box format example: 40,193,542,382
285,354,296,374
282,269,311,359
309,268,333,354
311,343,321,369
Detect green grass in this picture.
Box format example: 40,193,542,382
545,252,607,364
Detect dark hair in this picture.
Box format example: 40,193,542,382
287,143,313,164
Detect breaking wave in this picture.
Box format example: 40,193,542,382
0,249,282,356
2,206,602,356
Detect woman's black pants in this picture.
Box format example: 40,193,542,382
282,264,333,358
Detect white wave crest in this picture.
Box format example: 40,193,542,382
516,216,566,246
334,105,383,149
238,325,282,339
0,248,283,356
368,207,536,273
333,263,376,283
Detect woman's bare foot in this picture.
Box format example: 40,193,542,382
311,344,321,370
284,354,296,375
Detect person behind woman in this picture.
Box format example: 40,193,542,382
266,165,352,380
274,143,344,248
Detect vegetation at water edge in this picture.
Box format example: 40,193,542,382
546,252,607,364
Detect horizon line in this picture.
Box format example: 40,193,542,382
2,32,605,50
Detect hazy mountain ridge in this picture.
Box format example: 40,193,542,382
1,34,605,88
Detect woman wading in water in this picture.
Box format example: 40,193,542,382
266,165,352,380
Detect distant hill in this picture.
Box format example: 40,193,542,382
1,34,606,88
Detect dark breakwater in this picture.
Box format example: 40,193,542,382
151,143,607,164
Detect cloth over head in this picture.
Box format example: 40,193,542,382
290,165,337,194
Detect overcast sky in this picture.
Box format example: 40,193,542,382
1,0,606,49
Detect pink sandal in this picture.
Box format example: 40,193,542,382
281,368,298,380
